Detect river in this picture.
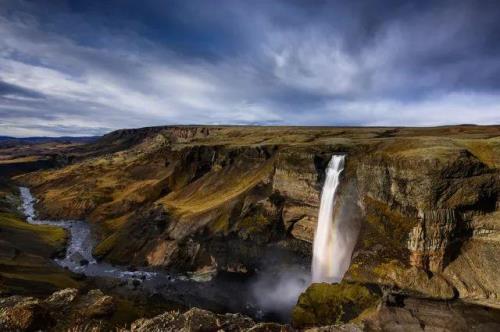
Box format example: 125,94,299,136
19,186,306,321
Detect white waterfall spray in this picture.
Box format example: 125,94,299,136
312,155,351,283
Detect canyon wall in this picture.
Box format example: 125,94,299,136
16,126,500,308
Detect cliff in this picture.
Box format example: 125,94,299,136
16,125,500,308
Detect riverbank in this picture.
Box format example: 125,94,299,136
16,186,310,322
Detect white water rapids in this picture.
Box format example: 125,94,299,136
312,155,351,283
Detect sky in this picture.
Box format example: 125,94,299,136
1,0,500,136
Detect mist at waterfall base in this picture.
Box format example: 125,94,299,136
251,155,360,319
251,265,310,320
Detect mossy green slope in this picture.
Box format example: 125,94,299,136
291,282,380,328
0,183,81,296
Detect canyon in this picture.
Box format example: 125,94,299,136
1,125,500,330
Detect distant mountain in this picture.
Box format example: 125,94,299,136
0,136,99,144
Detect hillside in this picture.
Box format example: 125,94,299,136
0,137,97,178
15,125,500,308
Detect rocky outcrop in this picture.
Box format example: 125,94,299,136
3,287,497,331
274,150,328,243
351,145,499,303
0,288,116,331
291,283,500,332
128,307,289,332
442,211,500,307
363,297,500,332
0,295,52,331
355,149,497,272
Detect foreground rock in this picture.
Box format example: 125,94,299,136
292,282,500,331
0,288,115,331
2,286,500,331
0,288,292,331
0,296,52,331
129,307,288,332
363,297,500,332
129,291,500,332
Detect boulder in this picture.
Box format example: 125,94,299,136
0,289,118,331
363,297,500,331
303,325,363,332
130,307,292,332
44,288,79,309
130,308,218,332
78,289,115,318
0,296,53,331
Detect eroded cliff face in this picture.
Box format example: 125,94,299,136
15,126,500,308
350,144,499,304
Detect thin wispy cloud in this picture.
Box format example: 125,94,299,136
0,0,499,136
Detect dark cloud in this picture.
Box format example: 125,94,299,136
0,0,499,136
0,80,44,99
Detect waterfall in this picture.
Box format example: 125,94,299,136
312,155,349,283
